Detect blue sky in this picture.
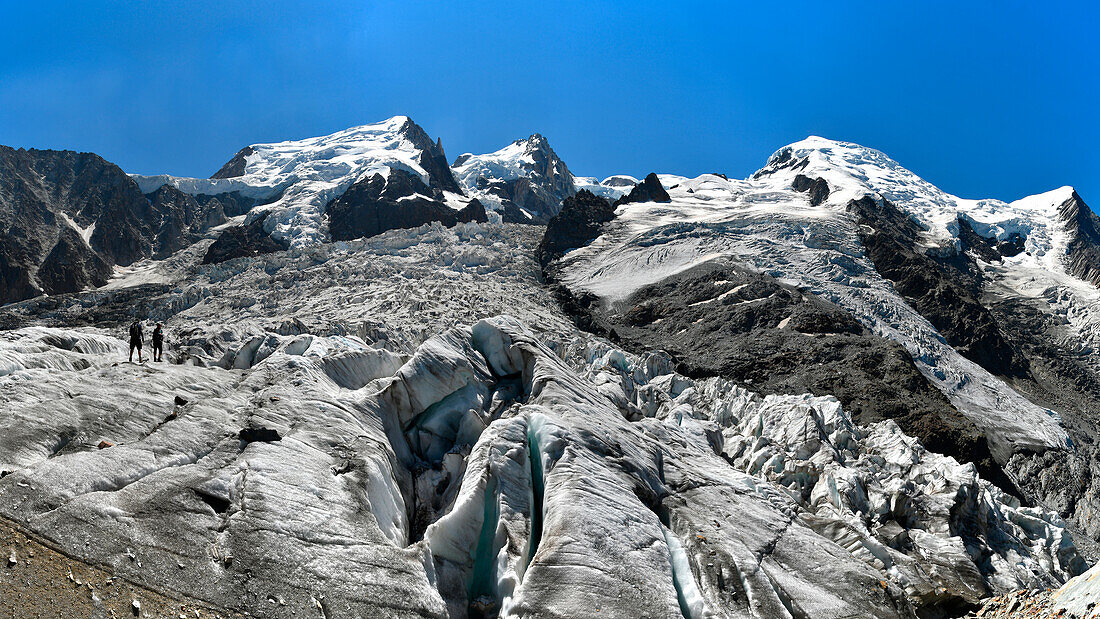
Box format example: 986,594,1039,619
1,1,1097,203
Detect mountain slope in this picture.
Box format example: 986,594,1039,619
0,222,1085,617
134,116,487,259
541,136,1100,540
0,146,225,305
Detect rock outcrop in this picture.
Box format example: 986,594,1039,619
791,173,830,206
210,145,254,179
849,195,1028,378
326,169,487,242
201,214,289,264
614,172,671,206
1058,190,1100,287
0,146,223,305
536,189,615,268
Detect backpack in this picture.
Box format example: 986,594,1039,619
129,322,140,340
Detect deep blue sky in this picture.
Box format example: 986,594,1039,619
1,1,1097,203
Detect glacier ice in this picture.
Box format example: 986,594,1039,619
0,305,1087,616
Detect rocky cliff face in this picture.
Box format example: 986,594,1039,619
398,118,463,195
201,213,289,264
0,147,223,305
614,172,670,206
536,189,615,268
1058,190,1100,287
326,168,487,242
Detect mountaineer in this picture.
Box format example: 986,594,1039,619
152,323,165,362
128,320,144,363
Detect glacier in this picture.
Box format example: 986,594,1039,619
3,121,1100,617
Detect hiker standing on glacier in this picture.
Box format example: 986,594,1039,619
129,320,144,363
152,323,164,362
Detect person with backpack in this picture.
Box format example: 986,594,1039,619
129,320,144,363
152,323,165,362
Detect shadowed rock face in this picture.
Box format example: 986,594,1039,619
792,174,830,206
398,118,462,194
849,196,1028,378
326,169,486,242
0,147,225,305
146,185,227,258
751,146,809,179
1058,191,1100,287
614,173,671,207
210,145,254,179
537,189,616,268
201,214,289,264
956,216,1026,263
35,225,112,297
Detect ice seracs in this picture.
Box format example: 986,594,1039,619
0,215,1095,616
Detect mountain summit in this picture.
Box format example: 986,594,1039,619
452,133,576,223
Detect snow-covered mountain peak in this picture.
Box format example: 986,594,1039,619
451,133,576,223
452,133,568,188
131,116,464,247
221,116,429,185
754,137,1096,277
754,135,957,214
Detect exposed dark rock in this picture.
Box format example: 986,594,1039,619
956,216,1027,263
239,427,282,443
791,174,830,206
614,173,671,207
201,214,289,265
398,118,462,194
194,191,267,218
145,185,227,258
326,169,487,242
0,146,230,305
849,196,1028,378
210,146,254,179
537,189,616,268
0,146,153,271
0,229,42,306
981,288,1100,537
174,395,189,407
35,225,111,295
997,234,1026,257
1057,190,1100,287
956,217,1005,263
0,283,179,331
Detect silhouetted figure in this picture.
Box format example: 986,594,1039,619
128,320,144,363
152,323,164,362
